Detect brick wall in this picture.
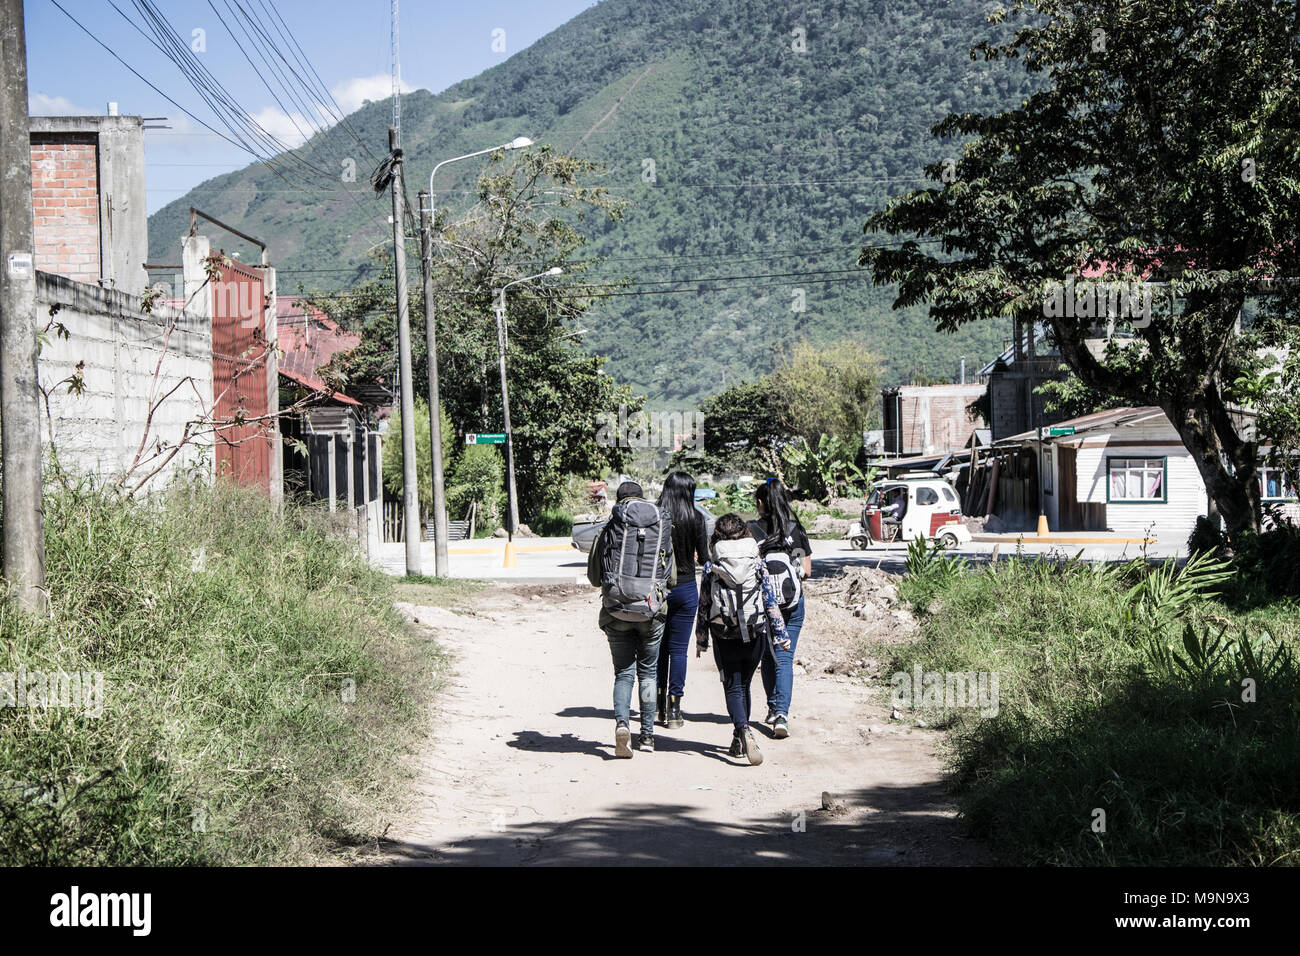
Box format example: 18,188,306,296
30,133,100,284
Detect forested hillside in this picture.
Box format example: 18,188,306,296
148,0,1035,405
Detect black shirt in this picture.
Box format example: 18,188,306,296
671,508,710,580
748,516,812,562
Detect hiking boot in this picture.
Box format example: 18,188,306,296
742,728,763,766
728,733,745,758
638,732,655,753
615,722,633,758
666,695,684,729
656,688,666,726
772,715,789,739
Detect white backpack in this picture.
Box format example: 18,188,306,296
704,538,769,642
760,523,803,613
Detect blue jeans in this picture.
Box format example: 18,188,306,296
761,593,804,717
604,616,664,736
657,579,698,699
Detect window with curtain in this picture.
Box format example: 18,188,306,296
1108,457,1166,502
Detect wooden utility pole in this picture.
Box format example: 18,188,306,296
0,0,47,611
389,127,421,575
417,191,449,576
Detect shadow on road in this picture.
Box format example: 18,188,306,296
371,782,988,866
555,705,733,726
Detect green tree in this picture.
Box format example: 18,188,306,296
768,340,884,453
382,399,455,519
676,379,786,476
314,147,640,520
446,445,505,533
860,0,1300,536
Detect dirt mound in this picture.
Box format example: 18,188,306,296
798,567,919,681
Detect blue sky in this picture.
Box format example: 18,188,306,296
24,1,598,212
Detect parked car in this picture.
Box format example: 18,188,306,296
849,476,971,549
571,502,717,553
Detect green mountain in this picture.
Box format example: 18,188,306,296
148,0,1034,406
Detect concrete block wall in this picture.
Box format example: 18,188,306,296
30,133,100,284
36,271,212,492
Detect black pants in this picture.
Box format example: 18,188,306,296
712,637,765,734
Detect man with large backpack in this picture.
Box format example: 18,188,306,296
586,481,675,757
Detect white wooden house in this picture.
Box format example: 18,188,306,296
993,406,1297,541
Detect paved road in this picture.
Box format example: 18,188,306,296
376,533,1188,583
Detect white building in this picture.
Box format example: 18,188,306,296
993,407,1297,542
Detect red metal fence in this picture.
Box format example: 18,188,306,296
211,259,271,490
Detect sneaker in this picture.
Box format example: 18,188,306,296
728,733,745,758
638,733,655,753
773,715,789,739
764,708,778,725
742,728,764,766
615,722,633,758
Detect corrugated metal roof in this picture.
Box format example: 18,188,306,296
276,296,361,405
996,406,1166,445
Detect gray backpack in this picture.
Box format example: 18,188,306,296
599,498,673,621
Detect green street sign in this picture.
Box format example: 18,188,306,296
465,433,506,445
1047,426,1077,437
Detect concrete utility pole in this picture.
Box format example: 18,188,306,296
417,191,449,576
389,127,421,574
0,0,47,611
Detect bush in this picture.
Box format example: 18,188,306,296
887,552,1300,865
446,445,505,534
0,479,444,865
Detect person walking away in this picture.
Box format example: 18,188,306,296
749,479,812,740
695,514,791,766
587,481,675,756
656,472,710,730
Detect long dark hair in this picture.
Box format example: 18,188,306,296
754,478,802,550
658,471,701,562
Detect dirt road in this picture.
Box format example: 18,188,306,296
375,579,989,866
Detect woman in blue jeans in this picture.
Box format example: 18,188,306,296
749,479,812,739
656,471,710,729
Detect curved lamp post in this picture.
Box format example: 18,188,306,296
418,136,533,575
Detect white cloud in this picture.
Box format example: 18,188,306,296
248,106,313,149
330,73,415,116
242,74,415,151
29,92,94,115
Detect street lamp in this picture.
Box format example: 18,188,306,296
419,135,533,576
494,267,563,563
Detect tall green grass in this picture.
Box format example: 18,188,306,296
0,479,447,865
885,553,1300,865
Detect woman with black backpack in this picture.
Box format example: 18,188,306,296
695,513,792,766
655,471,710,729
749,479,812,740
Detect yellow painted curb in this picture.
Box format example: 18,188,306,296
446,542,576,556
974,534,1156,545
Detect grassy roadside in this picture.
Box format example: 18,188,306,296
0,479,463,865
872,542,1300,865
